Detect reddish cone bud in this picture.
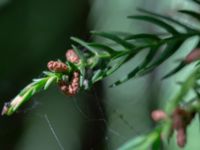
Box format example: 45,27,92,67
172,108,187,129
58,72,80,96
47,61,67,72
66,49,80,63
172,108,194,129
172,107,196,148
151,110,167,122
177,128,186,148
185,48,200,63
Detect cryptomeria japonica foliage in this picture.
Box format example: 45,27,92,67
3,0,200,149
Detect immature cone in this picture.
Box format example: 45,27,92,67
172,108,195,148
47,61,67,72
66,49,80,63
185,48,200,63
172,108,194,129
177,128,186,148
151,110,167,122
58,71,80,96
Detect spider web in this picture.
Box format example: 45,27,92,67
15,85,142,150
70,86,141,150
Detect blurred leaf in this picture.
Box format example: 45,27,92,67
118,136,146,150
91,31,135,49
111,51,128,60
91,55,131,83
119,128,161,150
179,10,200,22
43,71,56,76
106,55,129,76
0,0,10,9
111,46,159,87
128,15,178,34
71,45,86,87
137,129,161,150
193,0,200,5
162,61,187,79
125,33,160,41
13,90,32,112
138,39,184,76
138,8,195,31
71,37,103,55
44,76,56,90
88,43,117,54
91,69,104,83
198,112,200,126
152,137,161,150
110,67,140,87
71,44,86,62
166,66,200,113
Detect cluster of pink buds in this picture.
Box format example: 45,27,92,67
151,108,195,148
47,49,80,96
66,49,80,63
47,61,67,72
58,72,80,96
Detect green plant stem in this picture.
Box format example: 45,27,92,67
5,73,60,116
165,66,200,114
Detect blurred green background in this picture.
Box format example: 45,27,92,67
1,0,200,150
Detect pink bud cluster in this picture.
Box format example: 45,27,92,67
47,61,67,72
47,49,80,96
58,72,80,96
66,49,80,63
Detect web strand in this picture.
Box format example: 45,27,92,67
44,114,65,150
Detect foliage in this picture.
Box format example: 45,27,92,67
3,0,200,149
